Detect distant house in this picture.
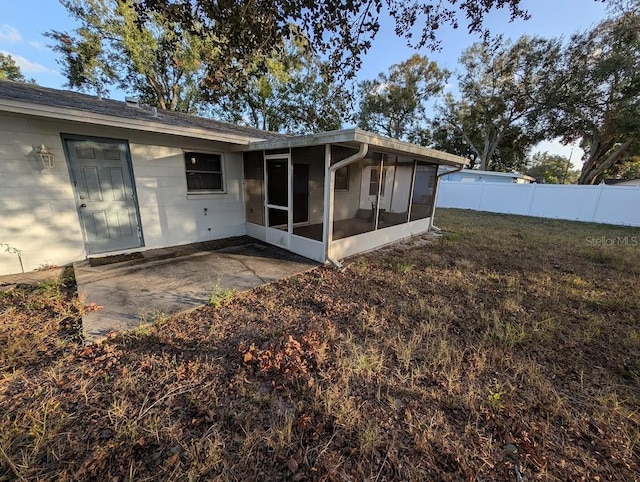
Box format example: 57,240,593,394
440,168,535,184
0,80,467,275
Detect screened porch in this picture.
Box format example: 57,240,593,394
240,129,467,263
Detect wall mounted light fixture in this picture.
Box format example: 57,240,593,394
35,144,54,169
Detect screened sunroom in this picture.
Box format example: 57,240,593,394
240,129,468,264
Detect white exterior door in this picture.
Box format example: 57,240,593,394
65,137,143,254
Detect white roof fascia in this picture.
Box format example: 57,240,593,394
0,98,264,145
239,128,469,167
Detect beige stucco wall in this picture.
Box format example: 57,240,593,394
0,111,246,275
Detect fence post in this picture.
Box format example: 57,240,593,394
477,182,485,210
527,183,537,217
590,184,605,223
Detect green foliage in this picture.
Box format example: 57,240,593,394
526,152,580,184
540,8,640,184
355,54,449,142
213,39,350,134
208,280,237,308
487,380,505,410
432,36,559,172
137,0,529,82
46,0,211,112
0,53,32,83
608,156,640,180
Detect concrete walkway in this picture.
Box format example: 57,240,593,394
74,242,318,342
0,266,67,289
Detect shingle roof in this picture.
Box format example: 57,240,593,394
0,79,284,141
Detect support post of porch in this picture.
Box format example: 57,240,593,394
374,155,384,231
407,160,417,223
324,143,369,263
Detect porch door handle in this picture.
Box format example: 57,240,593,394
80,203,87,208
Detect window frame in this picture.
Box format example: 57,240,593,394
334,165,350,191
183,150,226,195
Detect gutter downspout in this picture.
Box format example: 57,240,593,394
324,143,369,267
431,165,464,233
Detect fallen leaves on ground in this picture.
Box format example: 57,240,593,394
1,210,639,481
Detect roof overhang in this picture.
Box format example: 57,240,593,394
238,128,469,167
0,97,264,145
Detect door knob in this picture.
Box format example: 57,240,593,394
80,203,87,208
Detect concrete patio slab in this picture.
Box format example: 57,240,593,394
74,242,318,342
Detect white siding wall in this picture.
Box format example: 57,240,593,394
436,182,640,227
0,112,246,275
0,114,85,275
333,162,362,221
130,144,245,248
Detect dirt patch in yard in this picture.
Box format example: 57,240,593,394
1,209,639,481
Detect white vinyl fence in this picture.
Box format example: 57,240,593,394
436,182,640,227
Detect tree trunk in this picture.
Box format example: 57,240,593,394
146,75,167,110
479,126,503,171
578,139,633,184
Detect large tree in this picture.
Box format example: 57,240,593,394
0,53,29,82
47,0,211,112
606,156,640,180
355,54,449,142
135,0,530,84
541,9,640,184
212,40,350,134
432,36,560,171
526,152,580,184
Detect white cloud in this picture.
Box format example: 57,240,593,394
28,41,46,50
0,25,22,44
0,50,58,75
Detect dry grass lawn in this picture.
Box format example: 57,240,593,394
1,209,639,481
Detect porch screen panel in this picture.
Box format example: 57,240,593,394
291,146,325,242
384,157,413,227
333,155,382,240
331,145,362,225
410,164,438,221
243,151,265,226
268,208,288,229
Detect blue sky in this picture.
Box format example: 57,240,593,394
1,0,610,162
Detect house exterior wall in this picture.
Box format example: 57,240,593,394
333,161,362,221
359,164,397,211
0,111,246,275
357,164,414,213
243,151,265,226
